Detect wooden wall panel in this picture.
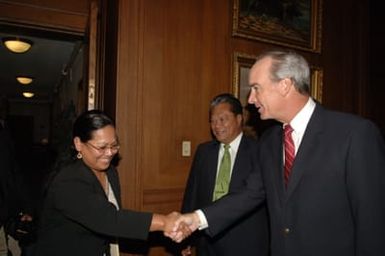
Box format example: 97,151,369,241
140,0,230,190
115,0,373,255
5,0,90,12
0,0,89,33
116,0,231,214
1,0,377,255
115,0,144,211
116,0,230,254
0,0,380,255
321,0,351,110
143,188,184,213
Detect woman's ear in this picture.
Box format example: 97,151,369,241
73,137,82,152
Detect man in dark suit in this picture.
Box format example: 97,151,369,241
180,93,269,256
174,50,385,256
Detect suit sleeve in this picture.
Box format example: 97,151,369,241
346,120,385,255
52,169,152,240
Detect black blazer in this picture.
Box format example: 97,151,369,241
182,135,269,256
202,104,385,256
34,160,152,256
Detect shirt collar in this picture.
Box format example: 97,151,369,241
221,132,243,152
289,97,316,134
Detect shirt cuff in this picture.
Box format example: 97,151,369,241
195,209,208,230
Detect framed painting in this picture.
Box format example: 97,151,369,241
233,52,323,104
232,0,322,53
232,52,256,106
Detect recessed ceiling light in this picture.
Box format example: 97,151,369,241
22,92,34,98
2,37,33,53
16,76,33,85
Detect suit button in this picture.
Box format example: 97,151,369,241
283,228,290,235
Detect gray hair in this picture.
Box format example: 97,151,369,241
256,50,310,94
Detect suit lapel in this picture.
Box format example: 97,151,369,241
230,136,248,189
286,105,324,199
206,141,220,201
259,127,285,205
267,127,286,204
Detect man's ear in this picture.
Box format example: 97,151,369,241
237,113,243,125
279,78,293,96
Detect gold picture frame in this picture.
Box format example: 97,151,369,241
232,0,323,53
232,52,256,106
233,52,323,104
310,66,323,103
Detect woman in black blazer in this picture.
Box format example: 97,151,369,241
34,110,185,256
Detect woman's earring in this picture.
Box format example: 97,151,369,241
77,152,82,159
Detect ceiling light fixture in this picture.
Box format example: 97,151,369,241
2,37,33,53
22,92,34,98
16,76,33,85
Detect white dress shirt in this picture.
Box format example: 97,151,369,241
286,97,316,154
197,132,243,229
216,132,243,179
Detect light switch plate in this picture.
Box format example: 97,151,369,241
182,141,191,157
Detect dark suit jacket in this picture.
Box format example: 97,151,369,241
34,160,152,256
202,104,385,256
182,135,269,256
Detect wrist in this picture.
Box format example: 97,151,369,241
194,210,208,229
150,213,166,231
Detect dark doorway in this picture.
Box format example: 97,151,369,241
0,25,87,247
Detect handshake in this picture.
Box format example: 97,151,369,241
155,211,201,243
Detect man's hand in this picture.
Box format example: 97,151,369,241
163,212,192,242
167,212,201,242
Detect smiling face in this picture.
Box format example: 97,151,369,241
210,102,243,144
74,125,119,173
248,57,283,121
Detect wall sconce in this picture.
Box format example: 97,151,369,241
16,76,33,85
22,92,34,98
2,37,33,53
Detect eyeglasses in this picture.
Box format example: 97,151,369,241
86,142,120,154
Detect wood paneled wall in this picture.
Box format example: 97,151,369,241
115,1,231,254
114,0,375,255
115,0,372,213
115,0,231,214
0,0,89,33
1,0,383,255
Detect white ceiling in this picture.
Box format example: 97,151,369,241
0,32,77,102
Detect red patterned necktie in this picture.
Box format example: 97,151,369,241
284,125,295,186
